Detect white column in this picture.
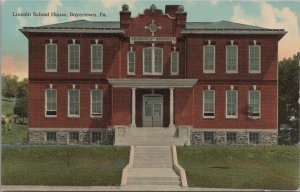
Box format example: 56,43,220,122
169,88,175,128
131,88,136,127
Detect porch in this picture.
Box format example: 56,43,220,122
108,78,197,146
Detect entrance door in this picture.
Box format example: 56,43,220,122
143,94,163,127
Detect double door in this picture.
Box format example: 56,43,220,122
143,94,163,127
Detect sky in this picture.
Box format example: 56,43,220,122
1,0,300,79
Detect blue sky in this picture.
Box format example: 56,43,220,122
2,0,300,79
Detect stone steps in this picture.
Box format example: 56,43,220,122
126,147,181,186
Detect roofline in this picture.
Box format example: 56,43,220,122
19,28,124,34
181,30,287,35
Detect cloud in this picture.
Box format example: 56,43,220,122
210,0,219,6
231,2,300,60
101,0,136,10
16,7,27,27
1,55,28,80
41,0,63,25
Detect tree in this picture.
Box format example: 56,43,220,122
2,74,18,101
278,53,299,144
16,78,28,98
13,97,28,121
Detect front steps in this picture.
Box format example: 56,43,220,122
122,146,187,187
115,127,190,146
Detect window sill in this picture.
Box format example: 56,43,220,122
68,116,80,118
249,71,261,74
203,116,215,119
68,70,80,73
45,70,57,73
91,71,103,73
45,115,57,118
226,71,238,74
203,71,215,74
226,116,238,119
143,73,163,76
91,115,103,118
248,116,261,119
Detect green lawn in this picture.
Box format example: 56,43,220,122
1,146,130,186
1,123,28,144
177,146,299,190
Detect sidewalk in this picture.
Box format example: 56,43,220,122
1,185,266,191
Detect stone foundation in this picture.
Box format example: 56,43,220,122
191,129,277,145
28,128,114,145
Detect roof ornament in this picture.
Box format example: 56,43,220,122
177,5,184,13
150,4,156,12
122,4,129,12
145,19,161,36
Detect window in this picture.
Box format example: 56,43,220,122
92,132,102,143
226,90,238,118
203,90,215,118
248,90,261,118
127,51,135,74
204,132,215,144
45,44,57,72
143,47,163,75
46,132,56,142
91,89,103,117
226,45,238,73
69,132,79,143
226,132,237,144
45,89,57,117
249,45,261,73
68,44,80,72
203,45,215,73
68,89,80,117
171,51,179,75
249,132,259,144
91,44,103,72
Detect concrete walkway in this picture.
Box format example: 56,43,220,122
1,185,266,191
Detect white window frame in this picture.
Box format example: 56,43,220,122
68,89,80,117
248,90,261,119
127,50,135,75
90,44,103,72
68,43,80,72
203,90,215,118
90,89,103,118
249,45,261,73
226,45,238,73
203,45,215,73
226,90,238,118
171,51,179,75
45,88,57,117
45,43,57,72
143,46,163,75
248,132,260,144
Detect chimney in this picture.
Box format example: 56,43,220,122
165,5,180,18
120,4,131,29
175,5,187,35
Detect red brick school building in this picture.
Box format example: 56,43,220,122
20,4,286,145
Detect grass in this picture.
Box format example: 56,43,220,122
177,146,299,190
1,146,130,186
1,123,28,144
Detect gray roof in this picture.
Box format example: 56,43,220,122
20,19,285,35
23,20,120,30
186,21,267,30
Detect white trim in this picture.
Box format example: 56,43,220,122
181,30,287,35
248,90,261,119
68,89,80,118
108,78,198,88
127,50,135,75
203,44,215,73
68,43,80,72
143,46,163,75
45,88,57,118
45,43,57,72
203,90,215,118
226,44,238,74
249,45,261,74
226,90,238,119
29,127,111,131
90,89,103,118
90,44,103,73
171,51,179,75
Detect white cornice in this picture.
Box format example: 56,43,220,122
108,78,198,88
181,30,287,35
20,29,124,34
